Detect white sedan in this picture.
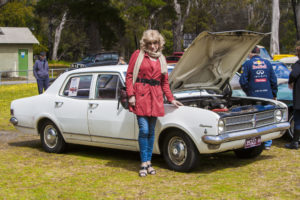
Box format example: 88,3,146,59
10,31,290,172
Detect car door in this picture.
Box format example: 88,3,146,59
54,74,93,142
88,73,136,150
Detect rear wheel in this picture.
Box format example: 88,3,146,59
234,144,264,159
40,120,66,153
162,130,199,172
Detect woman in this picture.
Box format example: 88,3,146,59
126,30,183,177
285,42,300,150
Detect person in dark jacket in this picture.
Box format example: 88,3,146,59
239,46,278,150
285,42,300,150
33,52,49,94
126,30,183,177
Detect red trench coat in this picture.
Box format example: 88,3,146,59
126,50,175,117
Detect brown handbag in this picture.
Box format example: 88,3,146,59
118,86,129,109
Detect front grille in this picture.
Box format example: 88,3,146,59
224,110,275,132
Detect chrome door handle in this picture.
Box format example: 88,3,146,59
55,101,64,107
89,103,99,109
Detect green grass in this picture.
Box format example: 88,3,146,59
48,60,72,68
0,83,38,131
0,84,299,199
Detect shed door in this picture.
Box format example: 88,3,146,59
18,49,28,76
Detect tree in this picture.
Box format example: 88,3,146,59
292,0,300,40
0,0,9,8
0,1,35,27
172,0,191,52
270,0,280,56
67,0,125,54
35,0,69,60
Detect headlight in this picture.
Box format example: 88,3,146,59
218,119,225,134
274,110,283,122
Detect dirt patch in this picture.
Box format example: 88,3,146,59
0,130,39,146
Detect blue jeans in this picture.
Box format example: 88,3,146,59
37,77,49,94
137,116,157,163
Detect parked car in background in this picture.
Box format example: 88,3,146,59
273,54,296,61
10,31,290,172
166,56,181,64
70,52,119,68
172,52,184,56
278,56,298,70
271,61,291,84
166,52,184,64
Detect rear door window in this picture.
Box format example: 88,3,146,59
95,74,122,99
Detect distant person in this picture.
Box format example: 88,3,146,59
285,42,300,150
118,56,126,65
33,52,49,94
126,30,183,177
239,46,278,150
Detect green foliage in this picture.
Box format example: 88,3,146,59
0,0,299,60
0,0,35,27
161,29,173,55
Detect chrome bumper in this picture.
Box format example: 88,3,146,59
10,117,18,125
202,122,290,145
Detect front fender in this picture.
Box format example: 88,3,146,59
154,105,220,154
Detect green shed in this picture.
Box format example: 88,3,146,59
0,27,39,79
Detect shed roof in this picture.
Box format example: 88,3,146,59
0,27,39,44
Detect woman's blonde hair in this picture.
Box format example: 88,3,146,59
140,29,165,52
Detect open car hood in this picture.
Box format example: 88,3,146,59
169,30,267,92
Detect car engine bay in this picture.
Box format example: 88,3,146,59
180,95,277,115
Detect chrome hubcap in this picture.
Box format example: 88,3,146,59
44,125,58,148
168,136,187,166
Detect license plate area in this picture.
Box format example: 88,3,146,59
244,136,261,149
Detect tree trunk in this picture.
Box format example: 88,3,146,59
270,0,280,56
87,21,102,54
48,17,54,60
292,0,299,40
148,7,164,29
0,0,9,8
296,1,300,40
172,0,191,52
52,11,67,61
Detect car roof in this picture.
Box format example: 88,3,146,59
67,65,128,74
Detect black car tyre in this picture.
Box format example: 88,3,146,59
40,120,66,153
287,114,298,141
234,144,264,159
162,130,199,172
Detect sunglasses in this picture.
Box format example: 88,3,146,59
147,41,159,45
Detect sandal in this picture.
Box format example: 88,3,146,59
139,166,147,177
147,164,156,175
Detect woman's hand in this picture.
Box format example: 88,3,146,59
171,100,183,108
288,83,293,89
128,96,136,107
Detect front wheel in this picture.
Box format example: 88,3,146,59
287,114,297,141
40,120,66,153
234,144,264,159
162,130,199,172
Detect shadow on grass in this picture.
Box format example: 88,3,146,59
9,139,42,150
8,138,277,174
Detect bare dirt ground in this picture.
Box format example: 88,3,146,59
0,130,39,147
